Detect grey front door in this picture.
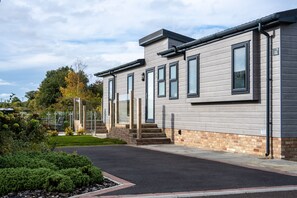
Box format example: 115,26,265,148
145,68,154,123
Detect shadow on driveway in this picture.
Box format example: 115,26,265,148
60,145,297,196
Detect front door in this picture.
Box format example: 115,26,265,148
145,68,154,123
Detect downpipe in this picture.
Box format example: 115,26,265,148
258,23,271,157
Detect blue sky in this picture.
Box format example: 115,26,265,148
0,0,296,101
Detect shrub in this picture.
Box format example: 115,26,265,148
63,121,70,130
77,128,85,135
0,130,13,155
44,173,74,192
0,153,57,170
58,168,90,187
39,152,92,169
0,112,48,154
80,165,103,184
48,130,59,137
65,126,73,136
0,168,54,196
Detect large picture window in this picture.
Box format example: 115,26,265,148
169,62,178,99
158,65,166,97
187,54,199,97
232,41,250,94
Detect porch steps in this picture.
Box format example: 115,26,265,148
129,123,171,145
85,121,108,134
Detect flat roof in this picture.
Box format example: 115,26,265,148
139,29,194,47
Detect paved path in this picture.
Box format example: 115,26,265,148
137,144,297,176
60,145,297,197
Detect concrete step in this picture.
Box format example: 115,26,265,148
141,123,158,128
142,128,162,133
95,129,108,133
132,133,167,138
130,128,162,133
136,138,171,145
85,123,106,127
85,125,107,129
125,123,158,129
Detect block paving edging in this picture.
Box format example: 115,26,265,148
99,185,297,198
70,172,135,198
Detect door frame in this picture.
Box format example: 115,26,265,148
145,67,155,123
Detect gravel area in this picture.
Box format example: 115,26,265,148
1,178,118,198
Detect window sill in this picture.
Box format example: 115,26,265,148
186,92,257,104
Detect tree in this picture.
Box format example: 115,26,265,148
88,80,103,98
35,66,72,109
60,70,91,100
25,91,37,101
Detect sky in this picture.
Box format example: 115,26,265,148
0,0,296,101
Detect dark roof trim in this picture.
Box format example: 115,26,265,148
94,59,145,77
139,29,194,47
158,8,297,57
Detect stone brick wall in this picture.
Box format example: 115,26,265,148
282,138,297,160
163,129,297,159
107,126,136,144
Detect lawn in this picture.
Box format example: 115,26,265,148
49,135,126,147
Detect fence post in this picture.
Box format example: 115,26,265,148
83,105,86,130
129,90,134,129
73,98,76,120
115,93,119,125
109,100,114,129
54,112,57,131
78,98,82,126
90,111,93,131
137,98,142,139
47,112,50,128
69,112,73,130
101,98,103,122
94,112,97,135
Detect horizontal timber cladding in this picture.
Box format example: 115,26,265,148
281,22,297,138
154,29,281,138
103,27,281,139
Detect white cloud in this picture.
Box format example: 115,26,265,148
0,0,296,98
0,93,11,100
0,79,13,86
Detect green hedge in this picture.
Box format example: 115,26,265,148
0,168,54,195
0,152,104,196
0,153,58,170
44,173,74,192
0,151,92,170
58,168,90,187
80,165,104,184
37,152,92,169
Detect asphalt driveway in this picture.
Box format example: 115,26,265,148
60,145,297,196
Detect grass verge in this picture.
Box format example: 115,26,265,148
49,135,126,147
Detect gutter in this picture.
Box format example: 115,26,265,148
94,59,145,77
158,9,297,57
258,23,271,157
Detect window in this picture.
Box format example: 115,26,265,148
169,62,178,99
108,78,114,115
127,73,134,116
127,73,134,94
232,41,250,94
158,65,166,97
187,55,199,97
